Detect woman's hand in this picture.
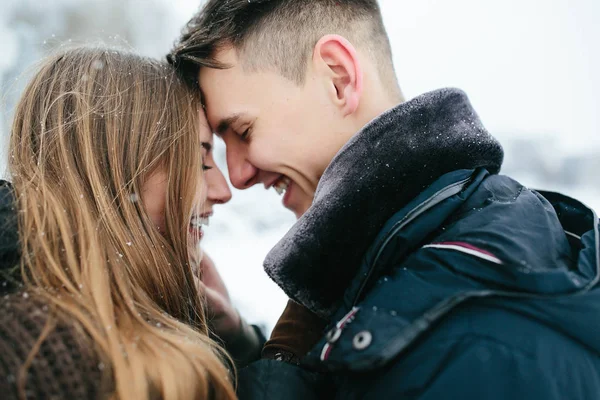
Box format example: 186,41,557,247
194,251,241,341
194,251,264,366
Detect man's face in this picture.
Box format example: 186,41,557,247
199,48,348,218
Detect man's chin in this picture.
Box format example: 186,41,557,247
282,181,313,219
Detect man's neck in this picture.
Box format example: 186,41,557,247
352,95,401,139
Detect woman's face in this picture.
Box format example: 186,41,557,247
142,112,232,242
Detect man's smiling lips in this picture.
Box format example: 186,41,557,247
264,175,296,210
265,175,291,195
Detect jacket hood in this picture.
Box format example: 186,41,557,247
429,179,600,354
264,88,504,318
486,189,600,354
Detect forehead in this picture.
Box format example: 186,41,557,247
197,108,214,143
198,48,246,105
198,48,294,127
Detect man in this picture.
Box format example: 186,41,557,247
168,1,600,398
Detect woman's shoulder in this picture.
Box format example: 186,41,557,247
0,292,105,399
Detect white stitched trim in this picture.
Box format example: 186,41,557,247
565,230,581,241
423,243,503,265
320,307,359,361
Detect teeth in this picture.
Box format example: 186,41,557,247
273,177,291,196
190,216,210,228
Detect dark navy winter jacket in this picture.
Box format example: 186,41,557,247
237,89,600,399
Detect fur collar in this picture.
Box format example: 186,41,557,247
264,88,504,318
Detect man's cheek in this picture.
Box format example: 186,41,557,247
251,144,281,165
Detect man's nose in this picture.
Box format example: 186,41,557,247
226,145,258,190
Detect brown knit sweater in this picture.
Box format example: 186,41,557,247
0,292,105,399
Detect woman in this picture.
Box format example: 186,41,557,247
0,47,255,399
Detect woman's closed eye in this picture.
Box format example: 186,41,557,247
239,127,250,141
201,142,214,170
201,155,213,171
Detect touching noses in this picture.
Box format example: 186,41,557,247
226,142,258,190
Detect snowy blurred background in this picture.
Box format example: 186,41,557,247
1,0,598,333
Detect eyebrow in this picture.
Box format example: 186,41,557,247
201,142,212,153
215,114,243,136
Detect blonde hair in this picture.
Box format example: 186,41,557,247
9,47,236,399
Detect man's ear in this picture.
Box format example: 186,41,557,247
313,34,363,117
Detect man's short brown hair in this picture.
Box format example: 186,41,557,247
168,0,401,100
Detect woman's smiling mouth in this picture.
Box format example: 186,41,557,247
189,212,212,241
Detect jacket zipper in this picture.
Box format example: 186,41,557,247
352,176,472,306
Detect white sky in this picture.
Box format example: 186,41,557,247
381,0,600,154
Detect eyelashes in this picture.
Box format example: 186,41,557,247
240,127,250,140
